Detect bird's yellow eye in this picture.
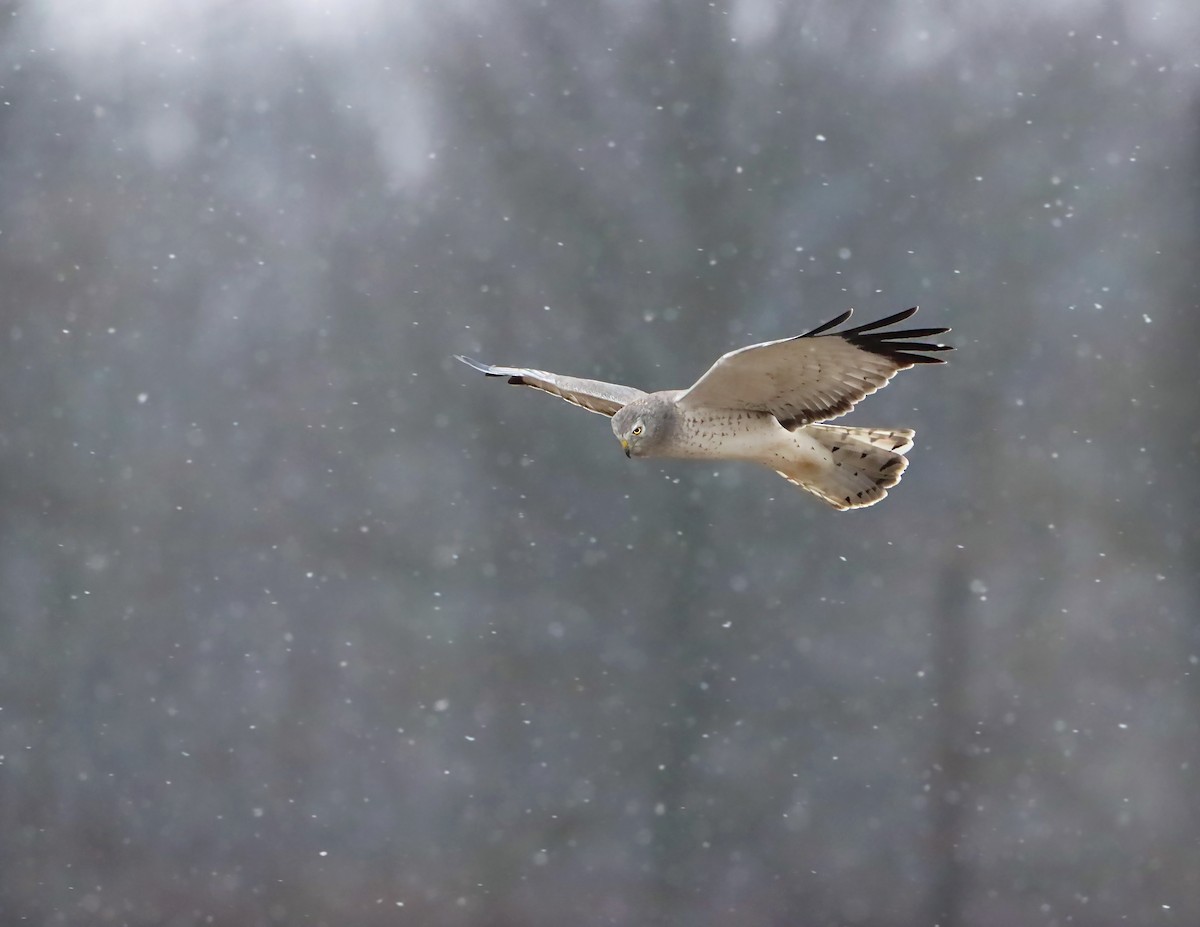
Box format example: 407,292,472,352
631,424,643,437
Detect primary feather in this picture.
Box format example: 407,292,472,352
453,355,646,417
676,307,951,429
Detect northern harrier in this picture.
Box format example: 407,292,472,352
456,307,951,509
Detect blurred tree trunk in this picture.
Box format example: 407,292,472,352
646,512,717,914
929,553,970,927
1161,94,1200,896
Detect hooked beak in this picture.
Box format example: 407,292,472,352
620,438,631,458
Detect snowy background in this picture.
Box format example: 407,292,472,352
2,1,1199,924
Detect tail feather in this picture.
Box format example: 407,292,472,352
777,424,914,510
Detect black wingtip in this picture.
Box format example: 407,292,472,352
843,305,919,336
894,352,951,365
802,308,854,337
806,306,953,366
454,355,505,377
892,326,952,339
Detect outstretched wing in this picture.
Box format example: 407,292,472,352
455,355,647,417
676,307,952,428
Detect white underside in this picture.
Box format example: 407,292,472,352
650,409,912,509
663,410,824,468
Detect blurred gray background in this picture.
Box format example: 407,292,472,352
2,1,1199,924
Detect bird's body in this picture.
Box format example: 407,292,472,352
456,307,951,509
656,406,787,462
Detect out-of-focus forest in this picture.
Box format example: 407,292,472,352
1,1,1198,924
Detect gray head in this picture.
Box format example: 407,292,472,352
611,395,675,458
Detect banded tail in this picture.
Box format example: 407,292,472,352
777,424,915,510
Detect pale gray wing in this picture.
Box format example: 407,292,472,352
676,307,952,428
455,355,646,417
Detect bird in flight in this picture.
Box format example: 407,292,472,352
456,307,951,509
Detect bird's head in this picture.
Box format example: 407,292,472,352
612,397,671,459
